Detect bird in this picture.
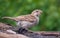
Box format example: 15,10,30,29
2,9,42,30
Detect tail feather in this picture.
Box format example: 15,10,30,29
2,17,12,19
2,17,17,21
2,17,13,20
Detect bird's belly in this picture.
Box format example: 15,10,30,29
21,21,36,28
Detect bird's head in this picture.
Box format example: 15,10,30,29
31,9,42,17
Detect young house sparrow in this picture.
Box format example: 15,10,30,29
2,9,42,30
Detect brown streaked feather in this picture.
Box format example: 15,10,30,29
3,14,37,22
15,14,37,22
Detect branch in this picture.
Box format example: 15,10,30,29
0,22,60,38
17,28,60,38
36,31,60,36
0,32,29,38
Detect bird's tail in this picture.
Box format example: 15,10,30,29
2,17,17,21
2,17,12,19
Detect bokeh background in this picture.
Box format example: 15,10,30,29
0,0,60,31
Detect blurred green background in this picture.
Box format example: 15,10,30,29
0,0,60,31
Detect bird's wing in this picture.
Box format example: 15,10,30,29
16,15,37,22
2,15,37,22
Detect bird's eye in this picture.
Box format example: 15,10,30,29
36,11,38,12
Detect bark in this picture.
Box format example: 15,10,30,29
0,32,29,38
0,22,60,38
